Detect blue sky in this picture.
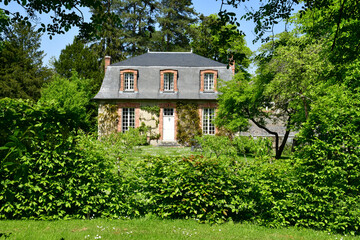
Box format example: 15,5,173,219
1,0,290,68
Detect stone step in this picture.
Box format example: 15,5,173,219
157,141,181,147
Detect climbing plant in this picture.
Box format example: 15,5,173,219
98,104,118,136
176,102,202,146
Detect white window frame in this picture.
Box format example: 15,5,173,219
202,108,215,135
164,73,174,91
122,108,135,132
204,73,214,91
124,72,134,91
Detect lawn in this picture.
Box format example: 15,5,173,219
0,218,357,240
128,145,255,161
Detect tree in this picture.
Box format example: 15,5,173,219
113,0,157,57
0,0,120,38
151,0,197,51
216,32,328,159
53,37,103,95
85,0,126,64
39,72,94,131
216,0,360,68
189,14,251,73
0,22,51,101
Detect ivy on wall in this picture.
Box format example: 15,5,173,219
140,105,161,142
140,105,160,117
98,104,118,136
176,102,202,146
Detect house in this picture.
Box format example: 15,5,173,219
93,51,234,144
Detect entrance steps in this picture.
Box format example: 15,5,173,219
157,141,181,147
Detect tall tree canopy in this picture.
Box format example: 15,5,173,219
189,14,251,73
0,22,51,101
113,0,157,57
217,32,328,159
0,0,120,38
53,37,103,95
150,0,197,51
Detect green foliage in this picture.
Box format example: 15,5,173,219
111,0,156,57
190,14,252,73
195,135,273,160
39,72,94,131
0,22,51,101
122,155,256,223
176,102,202,146
53,37,103,95
140,105,160,117
150,0,197,52
0,98,122,219
195,135,237,158
1,0,121,39
286,85,360,234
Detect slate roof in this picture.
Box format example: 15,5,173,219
94,52,233,100
111,52,227,67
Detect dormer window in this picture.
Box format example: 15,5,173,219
160,70,178,92
164,73,174,91
204,73,214,91
200,70,218,92
124,72,134,90
120,69,138,92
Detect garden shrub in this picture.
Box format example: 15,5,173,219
282,85,360,234
195,135,237,158
0,98,123,219
195,135,273,160
119,155,258,223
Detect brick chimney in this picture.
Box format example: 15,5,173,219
104,56,111,73
229,56,235,75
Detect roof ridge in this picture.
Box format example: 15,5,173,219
147,50,193,53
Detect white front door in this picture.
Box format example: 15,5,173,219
163,108,175,141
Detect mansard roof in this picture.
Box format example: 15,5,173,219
93,52,233,101
111,52,227,67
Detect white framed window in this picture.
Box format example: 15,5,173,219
202,108,215,135
164,73,174,91
204,73,214,91
124,72,134,91
122,108,135,132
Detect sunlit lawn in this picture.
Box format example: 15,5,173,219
1,218,358,240
129,145,255,162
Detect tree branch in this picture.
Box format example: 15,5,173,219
331,0,347,51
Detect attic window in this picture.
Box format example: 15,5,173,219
200,70,218,92
124,73,134,90
164,73,174,91
120,69,138,92
160,70,178,92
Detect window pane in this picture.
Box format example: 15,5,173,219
203,108,215,135
204,73,214,91
164,108,174,116
122,108,135,132
124,73,134,90
164,73,174,91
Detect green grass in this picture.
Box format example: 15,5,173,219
0,218,358,240
128,145,255,162
126,145,201,161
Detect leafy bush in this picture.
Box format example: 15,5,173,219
195,135,273,160
195,135,237,158
0,98,122,219
282,85,360,234
39,72,95,132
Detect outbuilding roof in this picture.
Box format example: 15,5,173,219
111,52,227,67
